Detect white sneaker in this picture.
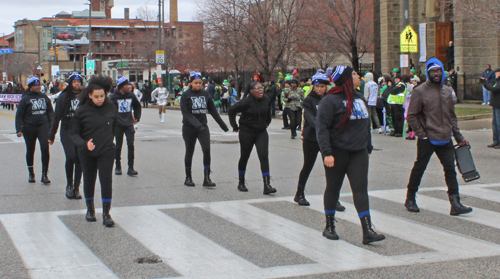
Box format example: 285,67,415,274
482,103,486,105
378,128,383,134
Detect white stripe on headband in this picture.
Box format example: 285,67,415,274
428,63,440,70
332,66,346,81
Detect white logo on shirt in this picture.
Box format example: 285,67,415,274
191,96,207,110
30,99,47,110
71,99,79,112
117,99,132,113
348,99,369,120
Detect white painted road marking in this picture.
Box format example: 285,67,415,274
1,184,500,278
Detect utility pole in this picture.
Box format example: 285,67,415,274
2,33,5,81
88,1,92,59
158,0,162,50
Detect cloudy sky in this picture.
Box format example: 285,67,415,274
0,0,199,37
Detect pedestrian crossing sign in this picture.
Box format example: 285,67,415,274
400,25,418,53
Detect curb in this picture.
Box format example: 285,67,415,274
458,114,492,121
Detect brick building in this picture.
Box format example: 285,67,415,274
9,0,203,82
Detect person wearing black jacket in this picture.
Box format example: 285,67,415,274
15,76,54,184
294,70,346,212
316,66,385,245
480,68,500,148
109,76,142,176
48,73,83,199
181,72,229,187
69,76,117,227
229,81,276,195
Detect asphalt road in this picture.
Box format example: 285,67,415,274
0,106,499,279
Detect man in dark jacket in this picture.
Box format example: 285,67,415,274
481,68,500,148
482,65,496,105
404,58,472,216
446,41,454,71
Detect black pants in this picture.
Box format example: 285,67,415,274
23,123,50,169
221,99,228,113
391,104,404,134
298,140,320,188
323,148,370,213
270,98,276,116
114,125,135,169
183,124,211,168
282,108,289,128
407,139,458,196
142,96,150,108
79,149,114,201
238,129,269,174
60,129,82,186
288,108,302,136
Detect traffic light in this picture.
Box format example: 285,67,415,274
50,47,54,56
56,47,59,55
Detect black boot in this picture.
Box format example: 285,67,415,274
263,175,277,195
28,166,35,183
405,190,420,212
85,200,96,222
203,168,216,187
449,194,473,216
360,214,385,244
294,186,309,206
41,168,51,185
184,168,195,187
322,214,339,240
237,175,248,192
73,183,82,199
115,161,122,175
65,183,75,199
127,160,138,176
102,202,115,227
336,201,346,211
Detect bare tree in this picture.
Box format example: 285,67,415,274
451,0,500,28
6,53,37,84
309,0,374,72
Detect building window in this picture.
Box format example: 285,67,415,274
96,32,100,40
43,43,47,50
107,43,111,49
107,30,110,37
123,30,127,36
102,30,105,37
112,30,116,39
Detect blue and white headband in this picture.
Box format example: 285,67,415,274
27,76,40,87
68,72,83,80
427,63,440,71
190,71,202,80
331,66,347,83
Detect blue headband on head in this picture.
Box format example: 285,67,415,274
331,66,347,83
312,70,330,85
27,76,40,86
190,71,202,80
69,72,82,80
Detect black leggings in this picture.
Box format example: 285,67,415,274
23,123,50,169
60,129,82,186
288,108,302,136
323,148,370,214
183,125,211,168
238,129,269,175
115,125,135,169
282,108,289,128
142,96,149,108
79,149,114,201
298,140,320,188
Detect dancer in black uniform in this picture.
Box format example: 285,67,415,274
181,72,229,187
15,76,53,184
48,73,83,199
316,66,385,244
228,81,277,195
294,70,346,211
69,76,117,227
109,76,142,176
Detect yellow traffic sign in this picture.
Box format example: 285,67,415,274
400,25,418,53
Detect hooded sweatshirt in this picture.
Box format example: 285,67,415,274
109,89,142,127
48,90,80,141
407,58,464,143
302,90,322,142
15,90,54,133
228,93,271,132
180,88,229,132
363,73,378,106
483,76,500,109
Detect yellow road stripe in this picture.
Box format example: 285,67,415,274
0,111,15,119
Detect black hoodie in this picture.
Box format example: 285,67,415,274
302,90,322,142
15,90,54,133
69,101,118,157
48,90,80,141
109,90,142,127
228,94,271,132
316,90,373,156
180,88,229,131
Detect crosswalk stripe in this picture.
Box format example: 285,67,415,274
0,212,117,279
368,188,500,230
458,186,500,203
201,202,403,274
306,196,500,264
111,206,261,278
